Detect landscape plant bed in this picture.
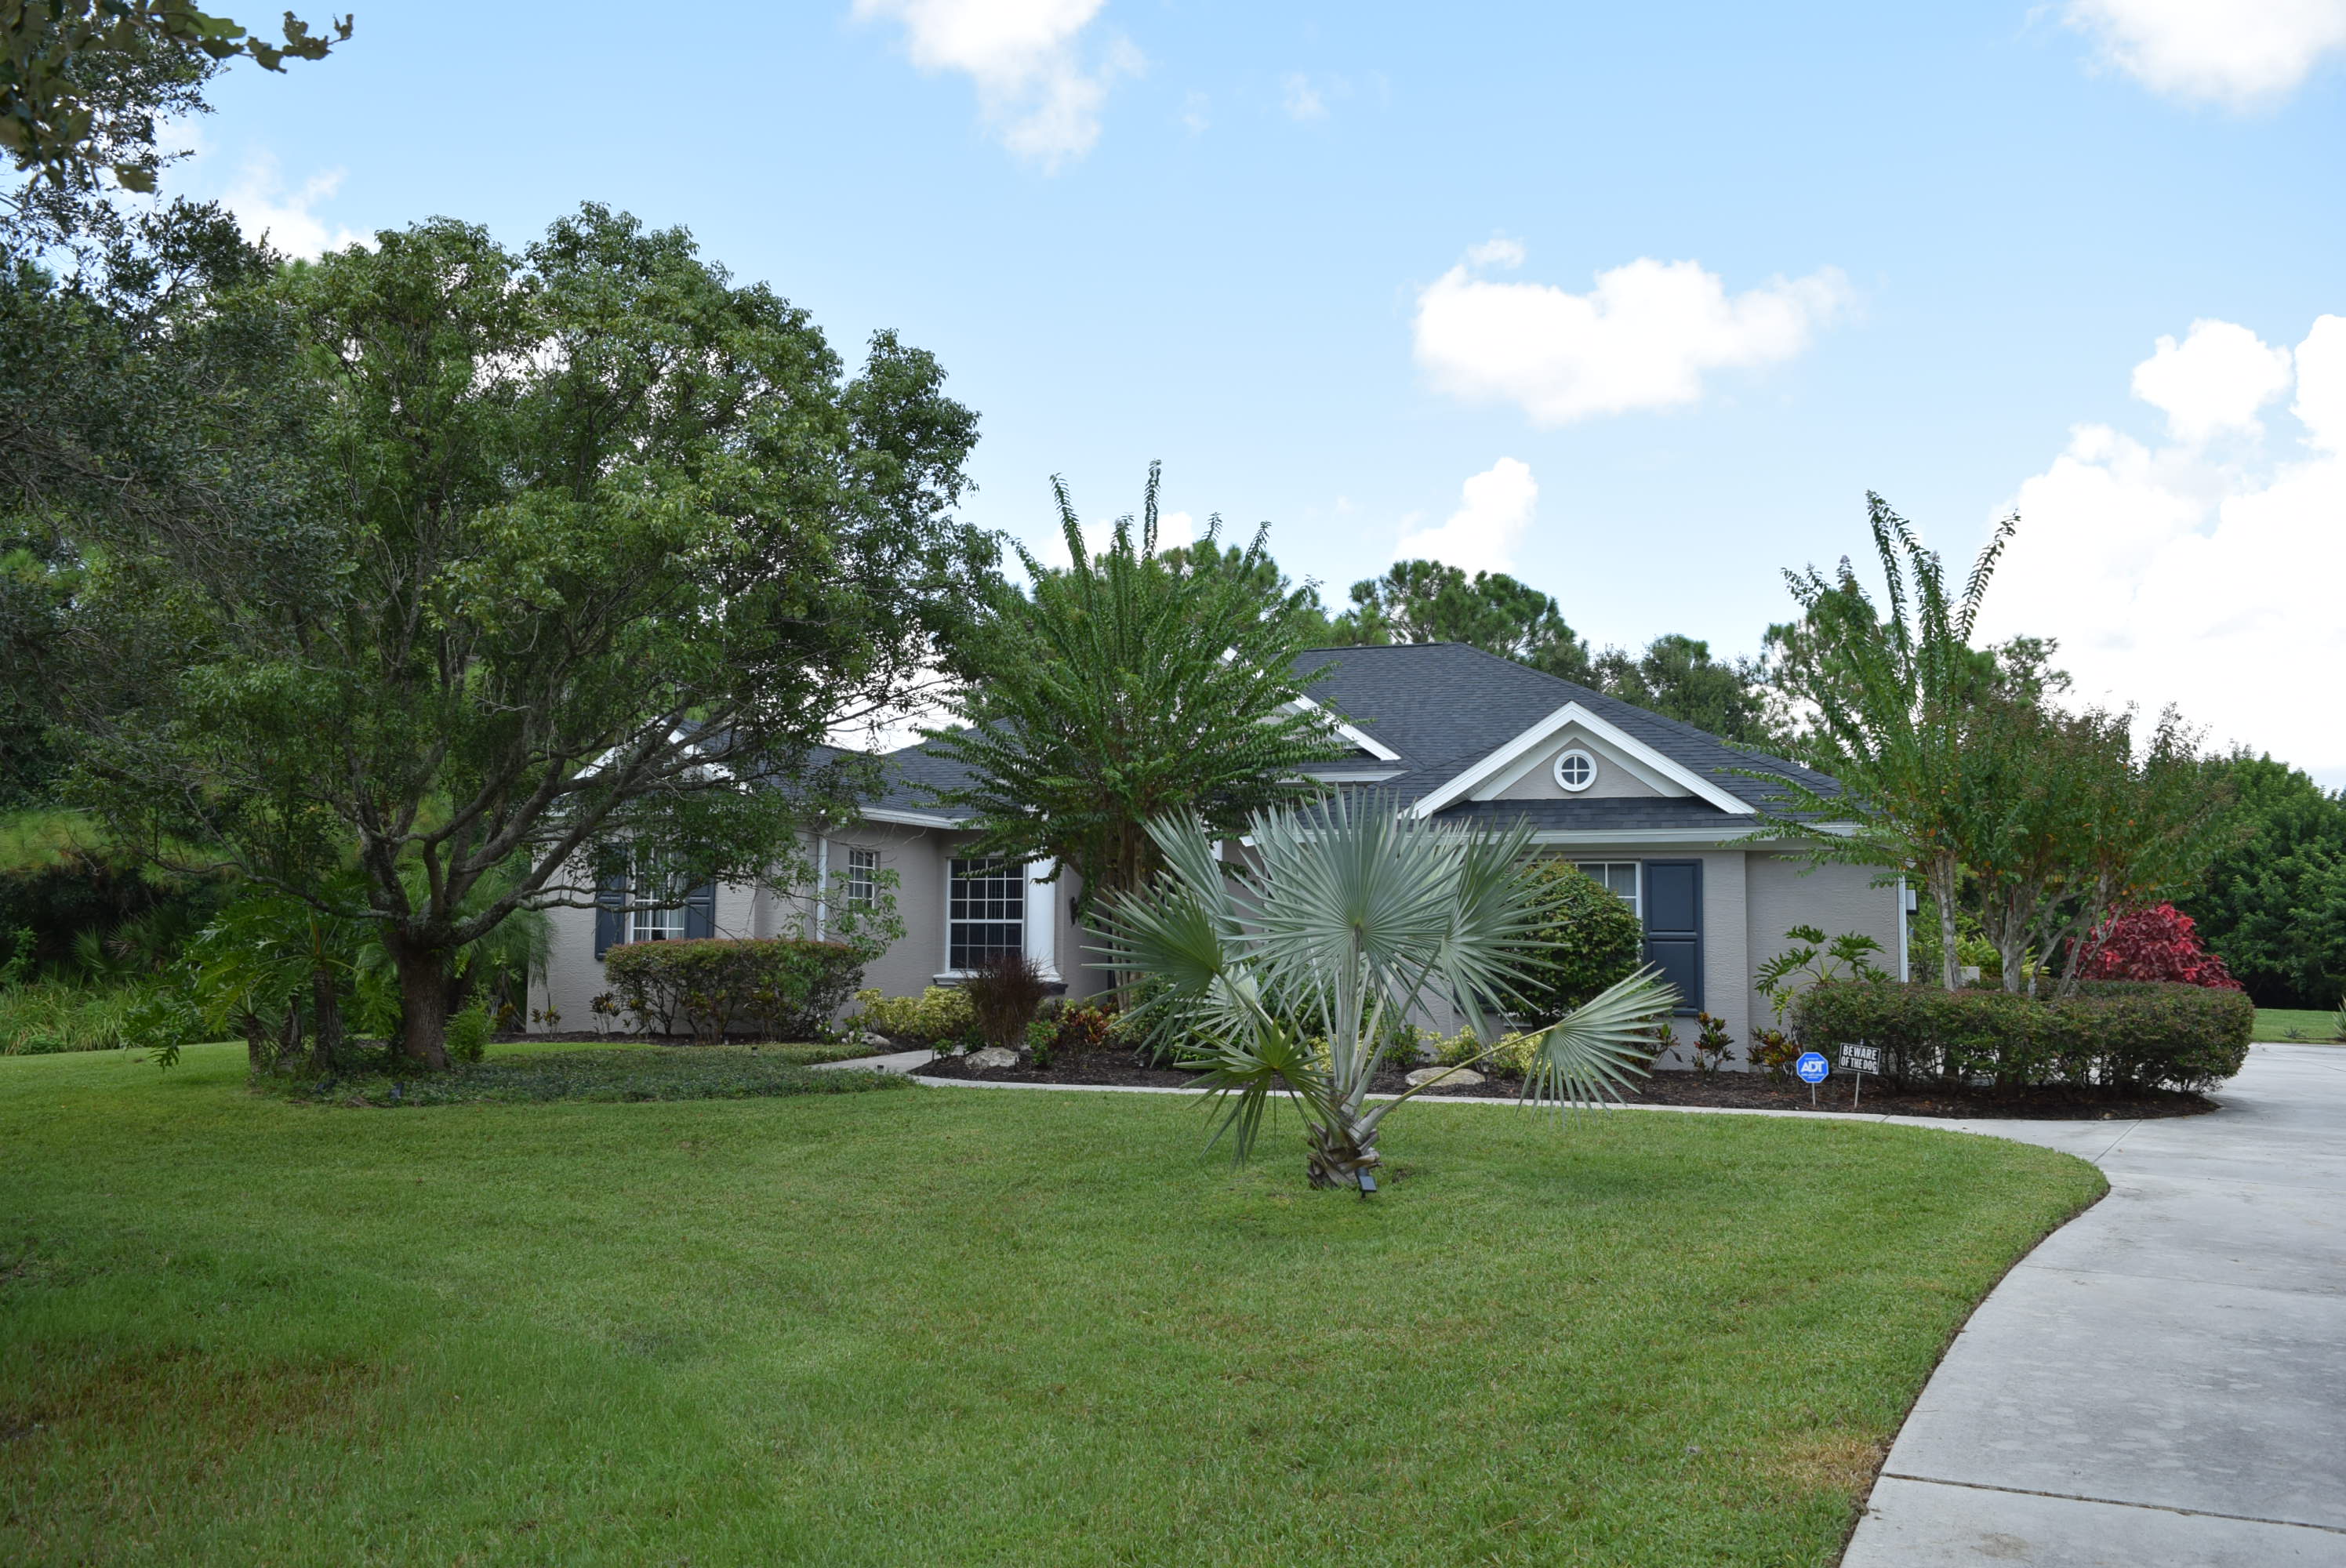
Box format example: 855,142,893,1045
914,1050,2217,1118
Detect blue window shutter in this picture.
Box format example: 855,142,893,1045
594,867,626,959
684,881,716,939
1641,860,1703,1013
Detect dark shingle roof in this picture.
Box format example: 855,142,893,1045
1292,642,1837,815
857,642,1837,828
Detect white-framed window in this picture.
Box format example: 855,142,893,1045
1553,747,1599,793
1574,861,1640,920
628,848,688,943
844,846,878,910
948,857,1025,970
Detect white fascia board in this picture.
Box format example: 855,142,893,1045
1299,768,1405,783
1285,692,1402,762
859,807,964,830
1527,827,1767,846
1411,702,1754,819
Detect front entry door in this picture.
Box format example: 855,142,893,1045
1642,860,1702,1014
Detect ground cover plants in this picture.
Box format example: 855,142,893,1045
249,1043,910,1107
1,1040,2101,1567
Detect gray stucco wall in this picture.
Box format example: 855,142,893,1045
1742,852,1905,1037
529,829,1898,1058
527,821,1114,1035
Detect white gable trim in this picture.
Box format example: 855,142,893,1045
1470,722,1685,801
1286,693,1402,762
1410,702,1754,818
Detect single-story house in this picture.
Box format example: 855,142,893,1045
530,641,1905,1065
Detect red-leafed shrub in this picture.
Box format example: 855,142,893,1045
2079,904,2243,990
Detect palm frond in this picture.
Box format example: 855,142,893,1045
1520,967,1676,1112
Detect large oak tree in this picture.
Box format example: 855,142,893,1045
61,205,991,1065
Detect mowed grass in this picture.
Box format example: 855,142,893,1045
2253,1007,2343,1043
0,1044,2102,1567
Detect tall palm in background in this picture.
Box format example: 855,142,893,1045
1096,794,1676,1192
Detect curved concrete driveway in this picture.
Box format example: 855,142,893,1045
1843,1043,2346,1566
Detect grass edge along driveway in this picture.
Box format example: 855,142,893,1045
0,1042,2104,1567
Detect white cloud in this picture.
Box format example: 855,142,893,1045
1393,459,1538,575
2130,319,2294,442
1413,246,1850,426
1982,314,2346,781
220,152,363,258
853,0,1140,169
1463,235,1525,268
1179,89,1210,135
2065,0,2346,109
1281,72,1327,122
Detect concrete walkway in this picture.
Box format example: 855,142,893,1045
1843,1043,2346,1566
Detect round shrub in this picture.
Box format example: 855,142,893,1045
603,938,867,1042
1513,859,1645,1021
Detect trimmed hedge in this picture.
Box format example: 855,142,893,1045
1792,979,2253,1092
602,938,865,1043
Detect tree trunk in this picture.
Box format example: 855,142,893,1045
389,937,452,1071
1930,859,1962,993
308,964,346,1075
1303,1118,1380,1192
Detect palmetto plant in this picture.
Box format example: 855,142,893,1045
1095,793,1678,1192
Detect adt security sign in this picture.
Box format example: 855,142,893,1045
1795,1051,1831,1084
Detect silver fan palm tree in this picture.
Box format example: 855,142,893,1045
1094,792,1679,1191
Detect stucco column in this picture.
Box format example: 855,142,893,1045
1025,858,1061,982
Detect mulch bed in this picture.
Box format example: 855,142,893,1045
911,1051,2216,1120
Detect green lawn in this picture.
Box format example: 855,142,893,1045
2253,1007,2343,1043
2,1043,2101,1567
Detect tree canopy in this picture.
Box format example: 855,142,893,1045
2184,755,2346,1008
1594,633,1777,748
1331,558,1594,681
53,204,990,1066
1760,494,2224,995
924,465,1346,910
2,2,346,194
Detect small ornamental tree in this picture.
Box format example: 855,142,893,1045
2077,904,2243,991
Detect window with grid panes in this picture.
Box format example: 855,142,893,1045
948,857,1025,969
1573,861,1640,920
628,848,687,942
844,846,878,910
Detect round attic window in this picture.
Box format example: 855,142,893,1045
1553,749,1597,793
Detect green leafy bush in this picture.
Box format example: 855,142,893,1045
446,1003,492,1065
852,985,979,1047
1513,860,1645,1020
602,938,866,1043
1792,979,2252,1091
0,979,147,1054
1038,1000,1117,1062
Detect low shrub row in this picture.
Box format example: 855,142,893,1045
852,985,978,1047
601,938,866,1042
1792,979,2252,1092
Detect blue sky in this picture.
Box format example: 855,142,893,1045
172,2,2345,778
